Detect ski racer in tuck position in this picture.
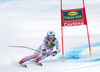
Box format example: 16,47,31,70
18,31,60,66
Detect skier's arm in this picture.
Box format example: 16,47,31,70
51,39,60,56
55,39,60,53
41,37,47,55
41,37,47,49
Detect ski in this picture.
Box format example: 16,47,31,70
36,62,43,66
12,60,27,68
19,63,27,68
31,60,43,66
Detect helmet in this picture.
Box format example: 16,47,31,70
47,31,55,39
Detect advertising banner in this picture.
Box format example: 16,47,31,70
61,8,87,26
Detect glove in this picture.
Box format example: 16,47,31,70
51,51,57,56
42,49,47,55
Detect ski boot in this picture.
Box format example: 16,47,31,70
18,59,27,68
33,56,43,66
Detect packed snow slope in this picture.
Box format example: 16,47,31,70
0,34,100,72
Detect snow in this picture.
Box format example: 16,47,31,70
0,0,100,72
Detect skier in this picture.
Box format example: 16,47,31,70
18,31,60,67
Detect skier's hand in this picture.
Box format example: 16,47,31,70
42,49,47,55
51,51,57,56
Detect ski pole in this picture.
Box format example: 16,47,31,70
9,46,40,52
9,45,53,57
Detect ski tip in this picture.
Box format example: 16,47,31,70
37,62,43,66
31,60,43,66
20,64,27,68
18,62,27,68
24,65,27,68
37,63,43,66
40,64,43,66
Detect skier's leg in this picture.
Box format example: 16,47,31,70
34,48,52,62
18,46,42,64
34,53,51,62
18,54,37,64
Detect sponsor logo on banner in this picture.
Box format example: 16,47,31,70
64,22,84,26
68,11,78,16
63,10,82,21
